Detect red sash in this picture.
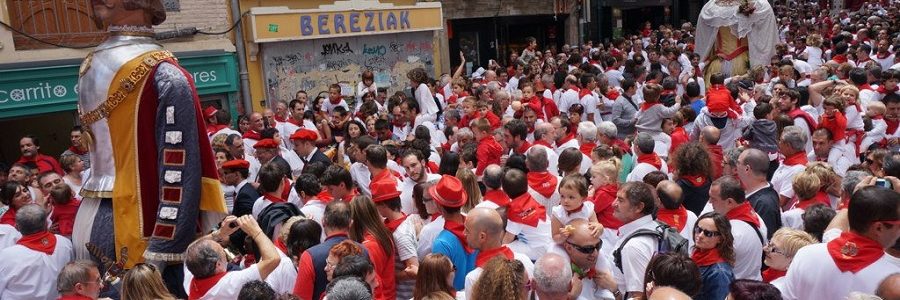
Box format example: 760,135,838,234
637,153,662,170
507,193,547,227
657,206,688,232
385,214,408,233
444,218,474,253
189,272,228,299
16,230,56,255
483,189,511,207
691,248,725,267
826,231,885,273
725,202,760,227
527,171,558,199
783,151,809,167
762,268,786,283
788,108,817,134
475,246,514,267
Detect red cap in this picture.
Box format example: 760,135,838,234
253,138,279,149
370,174,401,202
203,106,218,119
428,175,467,208
221,159,250,170
290,128,319,141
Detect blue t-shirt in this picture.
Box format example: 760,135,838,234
691,99,706,114
432,230,477,290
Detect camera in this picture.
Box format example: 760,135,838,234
875,178,893,190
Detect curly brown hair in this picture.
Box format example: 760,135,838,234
407,68,430,85
470,257,527,300
672,142,713,180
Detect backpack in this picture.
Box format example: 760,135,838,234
257,202,304,240
613,221,690,272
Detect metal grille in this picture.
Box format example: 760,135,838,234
7,0,108,50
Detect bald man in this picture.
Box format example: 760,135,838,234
700,126,725,179
534,253,574,300
463,208,534,300
648,286,692,300
243,112,265,157
548,219,620,299
876,273,900,300
655,180,697,249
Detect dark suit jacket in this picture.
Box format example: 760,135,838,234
304,149,332,168
230,182,261,252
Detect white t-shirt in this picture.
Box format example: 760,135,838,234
626,160,669,183
0,225,21,250
730,218,767,281
416,216,444,260
781,242,896,300
322,98,349,114
771,163,806,199
506,217,553,261
0,236,73,300
399,174,441,216
349,162,372,196
551,201,595,226
300,199,326,225
612,215,658,294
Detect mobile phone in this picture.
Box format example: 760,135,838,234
875,178,893,190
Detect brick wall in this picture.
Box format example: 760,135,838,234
154,0,233,40
441,0,571,19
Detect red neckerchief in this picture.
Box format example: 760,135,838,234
483,189,511,207
826,231,886,273
566,203,586,216
811,191,831,207
691,248,725,267
725,202,760,227
579,142,596,157
0,208,16,226
661,89,676,97
762,268,787,283
680,174,708,187
67,146,87,155
16,230,56,255
657,206,688,231
444,217,474,253
640,102,658,111
858,83,874,91
832,54,847,64
316,190,334,203
280,178,291,200
516,141,532,155
385,214,408,233
287,118,302,126
877,85,899,95
527,171,558,198
606,89,621,100
58,295,95,300
876,52,892,59
274,237,289,254
507,193,547,227
340,188,359,202
475,246,515,267
579,88,593,100
189,271,228,299
636,153,662,170
886,119,899,136
611,139,631,155
592,185,624,230
242,130,261,140
264,193,286,203
557,132,575,147
783,151,809,166
275,116,287,123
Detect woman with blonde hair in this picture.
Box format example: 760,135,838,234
120,263,176,300
470,257,528,300
413,253,457,300
455,168,481,213
763,228,817,291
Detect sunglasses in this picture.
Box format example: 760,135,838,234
694,227,721,238
765,242,788,256
567,241,602,254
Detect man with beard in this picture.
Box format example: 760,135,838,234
398,149,440,215
548,219,620,299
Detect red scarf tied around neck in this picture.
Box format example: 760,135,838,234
527,171,559,199
761,268,786,283
725,202,761,227
385,214,408,233
782,152,808,167
189,272,228,299
507,193,547,227
691,248,725,267
16,230,57,255
475,246,515,267
444,217,474,253
657,206,688,231
637,153,662,170
826,231,886,273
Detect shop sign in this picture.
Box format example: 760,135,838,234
0,53,238,119
250,3,443,43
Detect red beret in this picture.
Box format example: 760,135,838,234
370,174,401,202
253,138,279,149
221,159,250,170
428,175,467,208
203,106,218,119
290,128,319,141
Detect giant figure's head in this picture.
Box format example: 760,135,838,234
91,0,166,29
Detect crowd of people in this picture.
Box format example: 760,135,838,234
0,0,900,299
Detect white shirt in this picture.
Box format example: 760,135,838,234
417,216,444,260
559,88,581,111
555,137,580,155
527,176,562,217
0,235,73,300
729,218,767,280
612,215,658,293
268,250,299,294
551,202,595,226
506,216,553,261
300,199,326,225
350,162,372,196
464,251,534,300
322,98,349,114
399,174,441,216
605,69,625,88
771,162,806,199
0,225,21,250
625,159,669,183
808,147,852,177
415,83,440,117
680,210,698,250
183,263,262,300
781,207,806,230
781,242,896,300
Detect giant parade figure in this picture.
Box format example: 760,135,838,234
694,0,778,83
73,0,227,279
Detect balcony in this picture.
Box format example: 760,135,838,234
6,0,108,50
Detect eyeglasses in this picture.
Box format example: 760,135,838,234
694,227,721,238
764,242,788,256
566,241,602,254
